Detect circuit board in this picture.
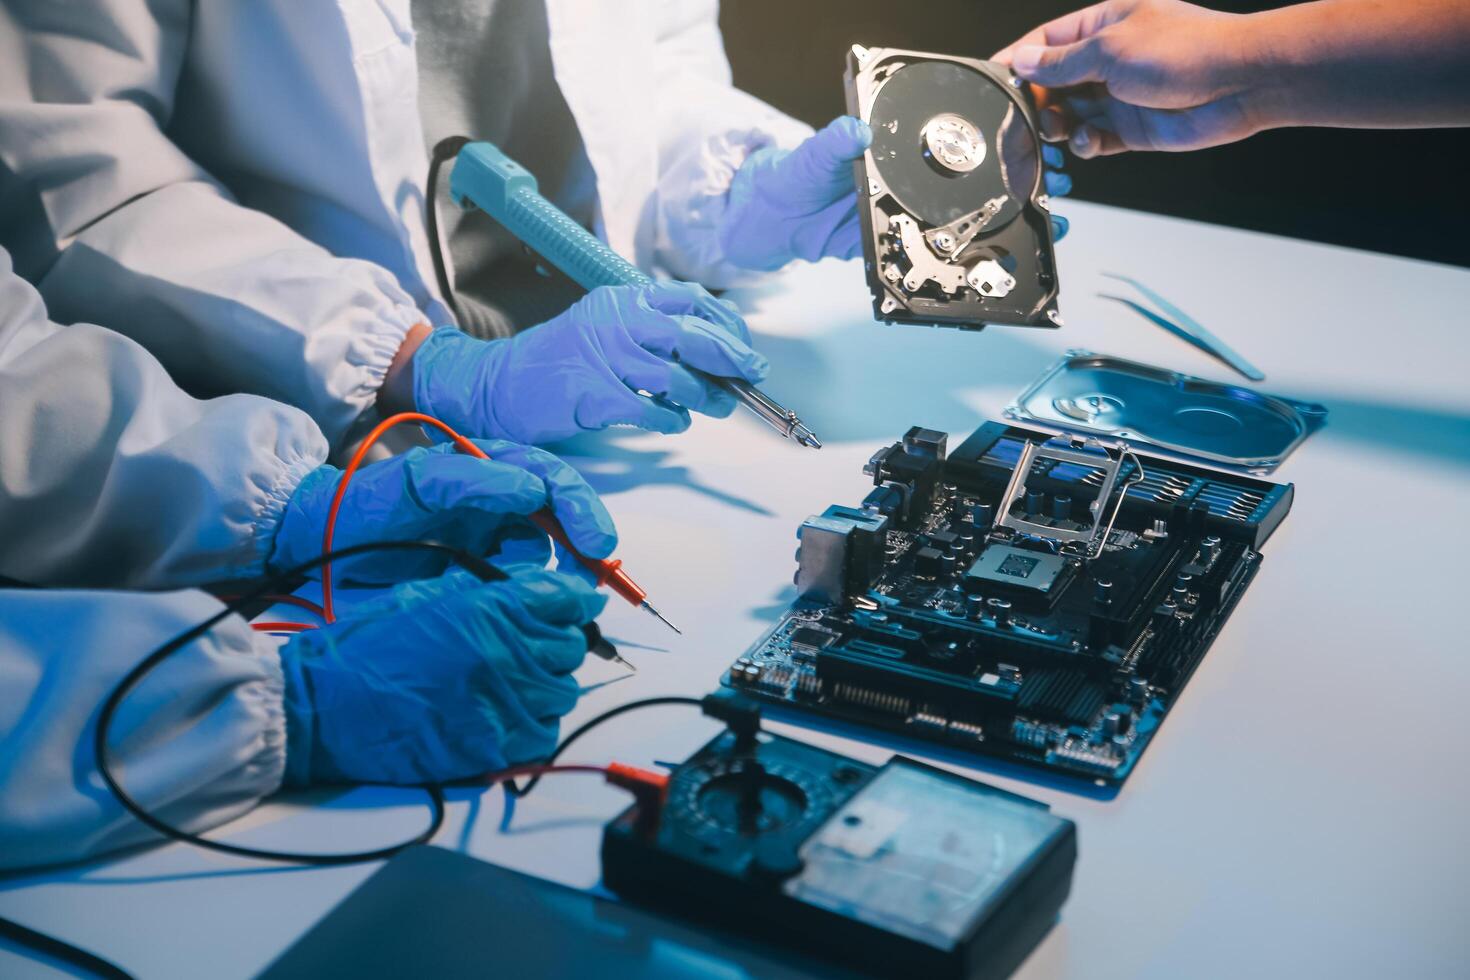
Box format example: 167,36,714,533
723,422,1293,789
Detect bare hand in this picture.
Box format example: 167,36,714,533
993,0,1264,158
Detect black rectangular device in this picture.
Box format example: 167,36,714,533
257,844,824,979
722,421,1293,790
603,724,1076,980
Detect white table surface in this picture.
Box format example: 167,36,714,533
3,199,1468,979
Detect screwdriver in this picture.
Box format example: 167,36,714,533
324,412,679,635
447,141,822,450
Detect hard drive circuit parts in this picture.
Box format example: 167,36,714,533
845,45,1061,329
724,422,1293,789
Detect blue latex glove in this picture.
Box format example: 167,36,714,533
279,567,605,785
1041,144,1072,241
413,281,769,445
719,117,1072,268
719,116,873,272
268,440,616,585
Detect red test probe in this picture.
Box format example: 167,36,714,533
320,412,679,634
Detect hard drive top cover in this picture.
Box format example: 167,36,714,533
1005,351,1327,471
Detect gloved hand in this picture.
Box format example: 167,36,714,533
719,116,873,272
267,441,616,585
719,117,1072,271
1041,144,1073,241
278,567,605,785
413,280,769,445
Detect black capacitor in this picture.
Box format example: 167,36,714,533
1024,490,1045,515
971,502,995,528
938,552,958,577
1051,495,1072,521
955,524,976,546
987,597,1012,627
1127,676,1149,705
1201,535,1221,563
913,546,943,577
1175,573,1194,590
1093,578,1114,606
966,593,986,619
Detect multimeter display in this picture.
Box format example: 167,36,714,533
788,761,1068,949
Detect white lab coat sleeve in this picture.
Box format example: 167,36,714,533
0,589,287,872
0,250,328,589
648,0,815,289
0,0,423,448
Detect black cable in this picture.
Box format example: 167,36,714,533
505,696,702,798
94,540,505,867
426,135,473,318
5,589,692,980
0,914,135,980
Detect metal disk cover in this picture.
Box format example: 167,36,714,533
1005,350,1329,472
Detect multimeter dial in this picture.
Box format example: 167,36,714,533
667,758,830,840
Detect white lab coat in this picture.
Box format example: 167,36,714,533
0,588,287,871
0,249,329,589
0,247,316,869
0,0,811,449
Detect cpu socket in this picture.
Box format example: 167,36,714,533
994,438,1123,549
964,544,1074,610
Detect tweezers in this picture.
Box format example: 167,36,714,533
1098,272,1265,382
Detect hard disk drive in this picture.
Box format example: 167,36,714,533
845,45,1061,329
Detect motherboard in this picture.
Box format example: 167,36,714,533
723,422,1292,789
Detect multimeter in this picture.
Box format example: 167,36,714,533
602,695,1077,980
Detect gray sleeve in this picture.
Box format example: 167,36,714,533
0,0,421,447
0,588,288,872
0,248,328,589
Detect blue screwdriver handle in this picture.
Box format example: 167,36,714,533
447,141,821,448
450,142,652,291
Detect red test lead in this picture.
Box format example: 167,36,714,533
322,412,679,634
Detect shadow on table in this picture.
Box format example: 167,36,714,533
1301,392,1470,470
452,781,602,846
757,317,1470,472
548,430,774,515
0,844,319,886
748,322,1056,447
0,789,382,889
56,864,315,887
748,585,797,626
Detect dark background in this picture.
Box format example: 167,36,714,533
719,0,1468,268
